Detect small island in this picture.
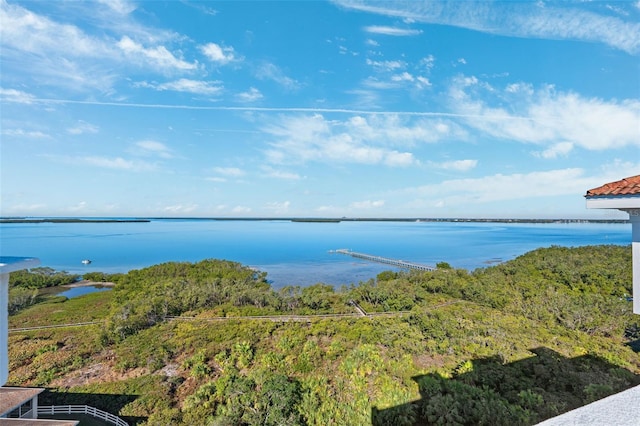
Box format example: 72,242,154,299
291,218,342,223
0,218,150,224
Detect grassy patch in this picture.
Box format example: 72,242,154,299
9,291,113,328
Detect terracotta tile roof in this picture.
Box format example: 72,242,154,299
585,175,640,197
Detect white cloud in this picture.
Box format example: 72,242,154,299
138,78,222,95
67,201,88,212
0,2,118,91
366,39,379,46
81,156,156,171
262,114,461,167
384,151,416,167
117,36,197,71
133,140,174,159
265,201,291,213
0,2,199,92
362,77,401,90
366,58,406,71
255,62,300,90
430,159,478,171
337,0,640,54
420,55,435,70
0,88,36,104
316,205,337,213
350,200,385,209
236,87,263,103
448,75,640,151
206,177,227,183
391,72,414,82
365,60,432,90
231,205,252,214
163,204,198,213
404,164,640,208
3,203,47,213
2,128,50,138
262,166,302,180
533,142,574,159
67,121,99,135
416,76,432,88
364,25,422,36
44,154,156,172
96,0,136,15
212,167,245,177
200,42,237,64
1,2,111,58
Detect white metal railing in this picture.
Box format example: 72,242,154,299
38,405,128,426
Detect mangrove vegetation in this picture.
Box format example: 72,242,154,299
7,245,639,425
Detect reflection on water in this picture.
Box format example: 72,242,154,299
42,285,112,299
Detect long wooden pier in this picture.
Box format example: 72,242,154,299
332,249,435,271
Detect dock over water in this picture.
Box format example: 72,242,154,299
332,249,436,271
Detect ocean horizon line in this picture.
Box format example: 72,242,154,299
0,216,630,224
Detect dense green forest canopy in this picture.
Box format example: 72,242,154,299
8,245,639,425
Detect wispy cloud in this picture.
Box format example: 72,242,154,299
255,62,300,90
82,156,157,171
0,1,118,91
96,0,136,15
262,166,302,180
3,203,47,213
430,159,478,172
337,0,640,54
45,154,156,172
0,88,36,104
200,42,237,64
265,201,291,213
212,167,245,178
262,114,451,167
350,199,385,209
163,204,199,213
231,205,252,214
206,177,227,183
23,96,529,121
66,201,89,213
403,163,640,208
136,78,223,95
117,36,198,71
364,60,431,91
0,1,199,92
1,1,111,58
183,2,218,16
366,59,406,72
533,142,574,159
448,75,640,151
364,25,422,36
236,87,263,103
2,128,50,138
132,140,175,159
67,121,99,135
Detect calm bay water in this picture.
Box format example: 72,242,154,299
0,219,631,288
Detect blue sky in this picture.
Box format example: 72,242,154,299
1,0,639,219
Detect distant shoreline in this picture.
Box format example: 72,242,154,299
0,217,629,224
0,218,150,224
